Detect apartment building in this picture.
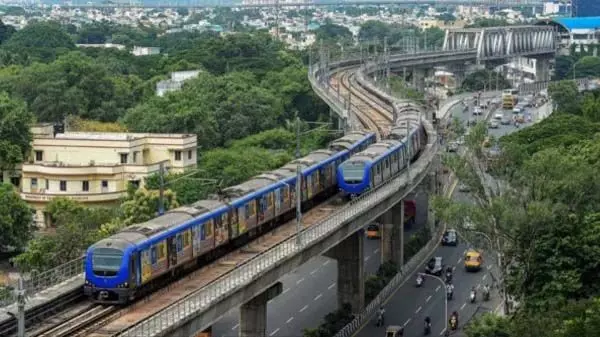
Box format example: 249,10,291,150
20,127,197,227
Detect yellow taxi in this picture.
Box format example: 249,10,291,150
464,249,483,272
366,223,380,239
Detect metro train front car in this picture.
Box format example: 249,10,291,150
337,159,370,198
84,238,136,304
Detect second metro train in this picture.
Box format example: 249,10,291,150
337,113,427,197
84,131,376,304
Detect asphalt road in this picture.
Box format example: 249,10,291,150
211,191,430,337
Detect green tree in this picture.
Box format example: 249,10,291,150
0,92,34,171
0,20,16,44
120,187,179,226
314,22,353,42
0,183,33,251
461,69,510,92
548,80,580,114
2,21,75,63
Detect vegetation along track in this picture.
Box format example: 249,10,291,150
332,69,393,138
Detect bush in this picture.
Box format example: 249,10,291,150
405,227,431,261
303,303,354,337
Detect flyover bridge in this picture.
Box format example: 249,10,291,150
0,25,555,337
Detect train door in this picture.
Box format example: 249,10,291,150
228,208,239,239
274,188,281,215
167,236,177,267
305,173,312,199
129,253,138,287
238,206,247,234
258,196,266,223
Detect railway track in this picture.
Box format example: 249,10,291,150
331,69,393,138
31,305,117,337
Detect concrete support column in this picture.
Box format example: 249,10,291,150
535,57,551,82
325,230,365,314
239,282,283,337
413,68,426,92
380,203,405,267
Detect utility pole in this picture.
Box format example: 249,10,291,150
17,278,25,337
295,116,302,246
158,161,165,216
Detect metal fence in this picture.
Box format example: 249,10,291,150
1,257,84,308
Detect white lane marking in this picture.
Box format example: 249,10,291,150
482,274,487,281
452,266,456,271
232,323,239,330
300,305,309,312
282,288,290,295
323,260,330,266
477,283,481,289
328,282,336,290
364,255,371,261
374,248,380,254
460,303,466,310
404,318,411,327
269,328,280,336
439,328,447,336
426,295,432,302
310,268,318,275
457,258,462,264
487,265,492,270
435,285,440,292
297,278,305,285
286,317,294,324
314,294,322,301
416,306,422,313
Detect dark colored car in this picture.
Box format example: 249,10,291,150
441,229,458,246
425,256,444,276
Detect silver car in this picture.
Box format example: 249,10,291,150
488,121,499,129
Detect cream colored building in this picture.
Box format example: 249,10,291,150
20,127,197,227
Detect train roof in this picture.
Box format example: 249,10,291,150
350,140,402,162
189,199,228,214
118,211,196,242
329,131,373,151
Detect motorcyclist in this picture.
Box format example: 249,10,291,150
446,283,454,299
424,316,431,334
416,274,424,286
483,284,491,300
450,311,459,329
376,306,385,326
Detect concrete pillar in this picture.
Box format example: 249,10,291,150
413,68,426,92
535,57,551,82
380,203,405,267
325,230,365,314
239,282,283,337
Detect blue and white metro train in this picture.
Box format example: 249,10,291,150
337,113,427,198
84,131,376,304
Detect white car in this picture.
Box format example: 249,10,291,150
494,113,503,120
473,107,483,116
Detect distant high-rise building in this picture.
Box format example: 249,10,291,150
573,0,600,17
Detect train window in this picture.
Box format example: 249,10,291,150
268,193,274,207
205,221,213,238
176,235,183,251
184,231,191,246
245,204,250,219
158,243,166,260
376,165,380,174
385,159,389,168
151,247,157,264
92,248,123,274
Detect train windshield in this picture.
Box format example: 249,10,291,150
92,248,123,276
340,161,365,183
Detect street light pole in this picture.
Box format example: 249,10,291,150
295,116,302,246
419,273,448,334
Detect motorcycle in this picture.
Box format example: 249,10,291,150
376,313,384,327
424,322,431,335
445,272,452,283
450,316,458,330
470,290,476,303
416,276,424,287
446,290,453,300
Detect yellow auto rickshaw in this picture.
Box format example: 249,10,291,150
386,325,404,337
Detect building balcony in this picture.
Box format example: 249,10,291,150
20,190,126,203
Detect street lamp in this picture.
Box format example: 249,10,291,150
418,273,448,335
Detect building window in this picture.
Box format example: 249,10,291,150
101,180,108,190
175,150,182,161
35,150,43,162
82,180,89,192
10,177,20,187
133,151,138,163
31,178,38,189
129,180,140,189
120,153,128,164
188,150,192,160
45,179,49,190
59,180,67,191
